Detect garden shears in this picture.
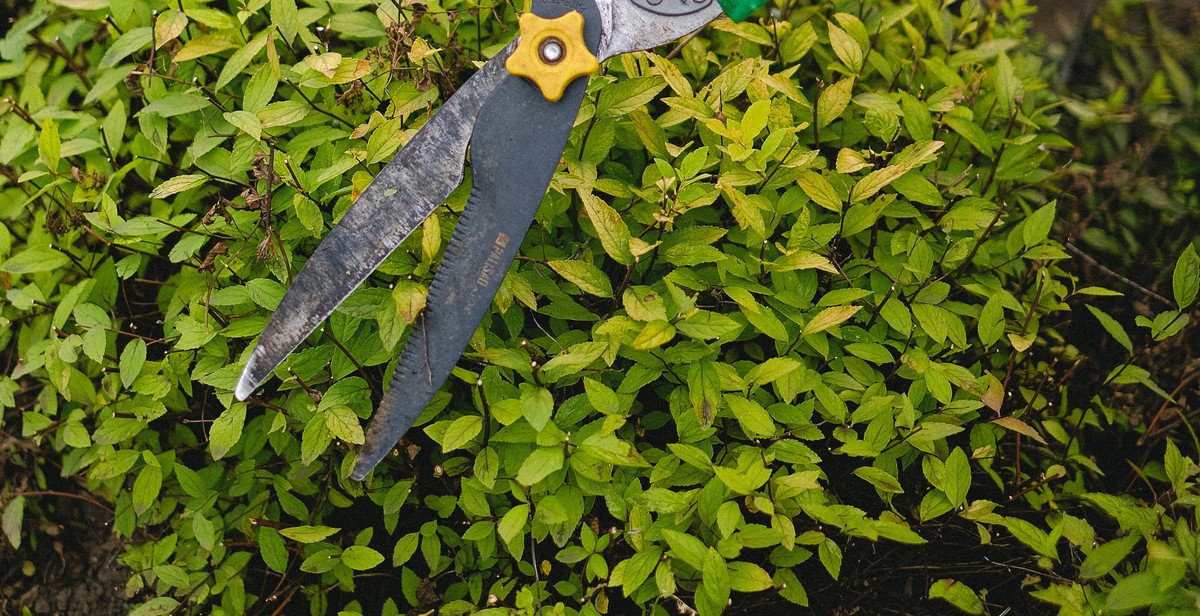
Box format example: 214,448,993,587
234,0,768,479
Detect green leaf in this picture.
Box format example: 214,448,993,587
990,416,1047,445
216,30,269,89
132,463,162,515
977,295,1004,346
149,174,208,199
688,359,721,426
103,100,126,153
119,339,147,389
1003,517,1057,560
928,579,985,614
727,561,774,592
223,110,262,141
849,140,943,203
174,463,208,498
208,403,245,460
100,27,151,69
720,183,765,235
580,192,633,265
540,341,606,382
129,597,180,616
616,547,662,596
819,538,842,580
1085,305,1133,353
1104,572,1163,612
584,378,619,415
548,259,613,297
301,412,332,465
258,527,288,573
39,118,59,170
678,311,741,340
796,171,842,212
498,504,529,546
341,545,384,570
2,495,24,549
631,320,676,350
475,447,500,489
440,415,483,453
192,514,215,552
1022,201,1056,249
828,23,863,73
257,100,310,128
943,447,971,508
662,529,708,570
392,532,419,566
173,33,238,62
697,549,730,616
724,394,775,437
324,405,365,445
243,65,278,112
271,0,299,44
580,433,649,467
944,112,994,156
522,387,554,431
516,446,565,486
1172,243,1199,309
279,525,339,543
802,305,861,337
1,247,69,274
1080,535,1140,579
817,78,854,128
994,53,1022,116
853,466,903,494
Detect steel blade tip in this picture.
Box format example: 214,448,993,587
351,447,385,481
234,355,261,401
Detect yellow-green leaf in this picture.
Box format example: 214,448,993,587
548,259,613,297
173,33,238,62
280,525,339,543
154,10,188,49
324,405,365,445
849,140,943,203
796,171,842,212
817,77,854,128
802,305,861,337
223,110,261,140
149,174,208,199
580,192,633,265
39,119,59,171
631,320,676,350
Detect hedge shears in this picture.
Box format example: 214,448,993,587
235,0,767,480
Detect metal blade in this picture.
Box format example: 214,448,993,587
351,2,601,480
234,43,516,401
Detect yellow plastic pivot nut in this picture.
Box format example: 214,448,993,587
505,11,598,103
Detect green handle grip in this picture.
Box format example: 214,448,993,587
717,0,769,22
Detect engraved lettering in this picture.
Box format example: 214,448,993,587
627,0,713,16
476,232,511,288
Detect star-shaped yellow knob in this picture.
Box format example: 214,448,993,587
505,12,598,103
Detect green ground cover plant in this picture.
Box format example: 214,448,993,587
0,0,1197,614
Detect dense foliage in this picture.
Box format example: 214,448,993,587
0,0,1198,614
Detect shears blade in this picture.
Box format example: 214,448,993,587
234,43,516,402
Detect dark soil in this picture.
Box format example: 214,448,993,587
0,493,129,616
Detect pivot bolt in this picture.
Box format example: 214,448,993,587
539,38,565,64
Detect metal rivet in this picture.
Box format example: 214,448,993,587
539,38,565,64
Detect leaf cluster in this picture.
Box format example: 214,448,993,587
2,0,1199,615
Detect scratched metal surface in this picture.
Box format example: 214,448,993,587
352,0,603,479
597,0,722,60
234,41,517,402
239,0,729,478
